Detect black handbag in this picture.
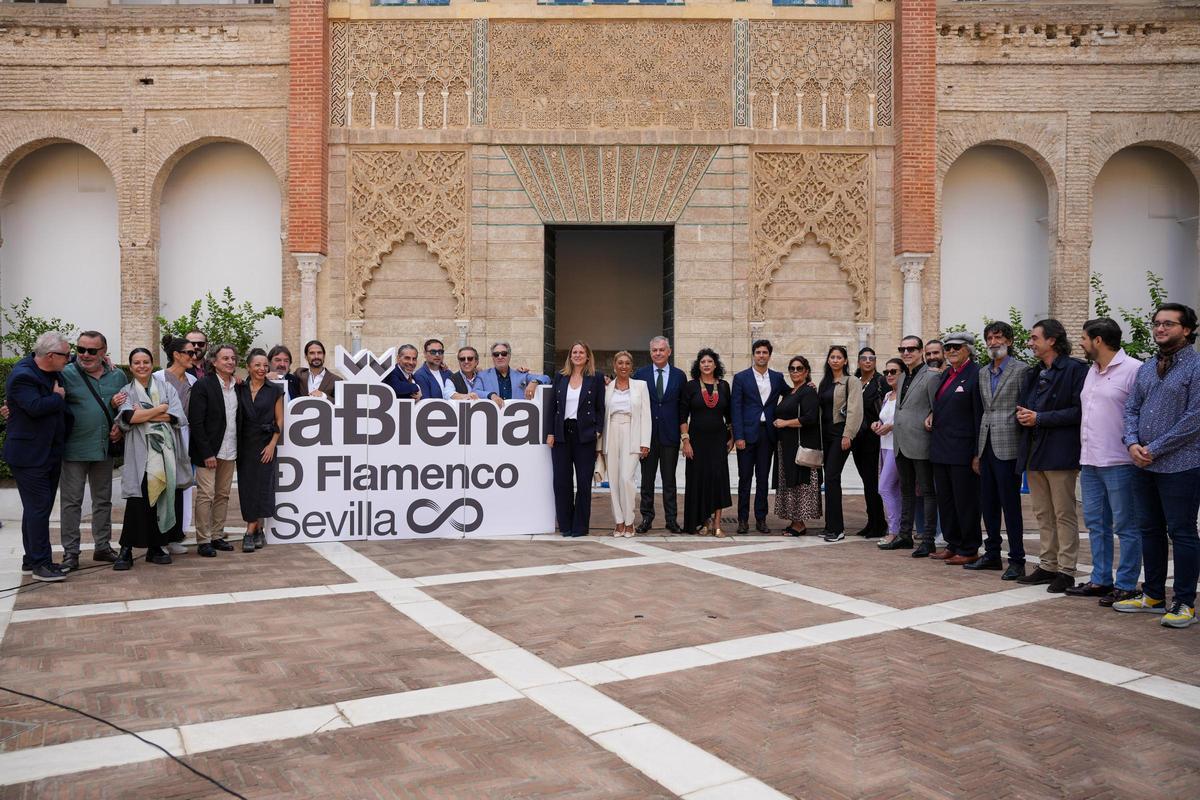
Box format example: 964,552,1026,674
81,371,124,459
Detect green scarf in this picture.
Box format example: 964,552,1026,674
132,378,177,532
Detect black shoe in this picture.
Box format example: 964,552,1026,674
964,557,1002,572
878,535,914,551
20,562,33,575
61,553,80,572
736,521,749,535
1017,566,1057,585
31,563,66,582
635,519,652,534
211,539,235,552
113,547,134,571
91,547,118,563
1047,573,1074,593
862,529,885,539
253,531,266,549
147,550,172,565
1099,588,1138,608
1065,582,1114,597
783,525,807,537
1001,563,1026,581
242,535,256,553
822,531,845,542
664,521,682,534
911,542,934,558
197,543,217,558
755,521,770,534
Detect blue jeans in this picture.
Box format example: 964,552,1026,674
1080,465,1141,590
1131,466,1200,607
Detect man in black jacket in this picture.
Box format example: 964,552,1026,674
189,344,240,557
929,332,984,566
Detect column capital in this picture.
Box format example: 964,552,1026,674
294,252,325,281
455,319,471,348
895,252,931,283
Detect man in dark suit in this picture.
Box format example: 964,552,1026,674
189,344,240,557
731,339,788,533
383,343,422,399
413,338,453,401
4,332,73,581
631,337,687,533
929,332,984,565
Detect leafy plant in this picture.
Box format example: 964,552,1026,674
0,298,77,358
1090,271,1165,360
942,307,1036,367
158,287,282,359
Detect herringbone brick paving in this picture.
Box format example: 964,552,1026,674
350,538,629,577
424,562,851,666
600,629,1200,800
0,594,489,751
0,701,674,800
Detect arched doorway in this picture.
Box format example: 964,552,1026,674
940,145,1051,332
1091,146,1199,313
158,142,282,351
0,143,121,356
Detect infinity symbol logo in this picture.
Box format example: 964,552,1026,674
407,498,484,534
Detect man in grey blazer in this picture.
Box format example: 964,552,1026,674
881,335,941,556
969,321,1032,579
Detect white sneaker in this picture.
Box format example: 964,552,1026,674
167,542,187,555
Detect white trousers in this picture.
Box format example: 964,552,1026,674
607,413,640,526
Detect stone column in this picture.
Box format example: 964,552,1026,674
347,318,364,353
856,322,874,351
294,253,324,347
896,252,930,338
455,319,470,349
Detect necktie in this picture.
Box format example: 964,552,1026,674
656,369,664,400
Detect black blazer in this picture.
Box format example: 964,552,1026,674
1016,354,1088,472
548,373,606,443
858,373,887,436
188,373,238,466
2,356,72,469
930,360,983,466
775,384,821,488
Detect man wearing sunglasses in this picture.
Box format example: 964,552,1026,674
443,346,487,400
184,330,208,379
5,332,73,582
480,342,548,407
414,338,453,402
57,330,129,570
884,335,940,556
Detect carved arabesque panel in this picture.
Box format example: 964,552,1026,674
348,149,468,318
751,151,873,321
489,21,730,130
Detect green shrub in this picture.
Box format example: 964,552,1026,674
0,298,77,359
1090,271,1166,361
158,287,283,358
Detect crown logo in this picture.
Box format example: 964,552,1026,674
336,347,396,383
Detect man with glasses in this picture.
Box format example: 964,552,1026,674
634,336,687,534
414,338,453,402
444,346,487,399
882,335,940,556
185,330,208,380
929,332,984,565
1115,303,1200,628
58,330,129,570
5,332,73,582
481,342,547,407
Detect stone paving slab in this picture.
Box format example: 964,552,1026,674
0,700,674,800
426,562,850,667
600,628,1200,800
350,538,629,578
0,594,490,751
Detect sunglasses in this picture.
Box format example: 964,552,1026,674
787,366,805,373
459,356,476,363
427,349,445,356
944,343,966,351
48,350,71,359
898,346,919,353
883,368,900,376
859,355,876,361
75,346,103,356
492,351,509,358
191,342,208,350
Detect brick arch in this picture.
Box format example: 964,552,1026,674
937,118,1063,203
0,123,123,207
1088,115,1200,189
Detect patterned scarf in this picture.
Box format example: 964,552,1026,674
1156,339,1188,379
131,378,177,532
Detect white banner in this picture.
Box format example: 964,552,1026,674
265,346,557,543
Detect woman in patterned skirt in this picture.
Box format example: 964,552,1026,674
773,355,822,536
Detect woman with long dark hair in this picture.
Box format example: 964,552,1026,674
818,345,862,542
546,341,606,536
773,355,821,536
156,335,197,555
852,346,888,537
875,357,907,549
680,348,734,535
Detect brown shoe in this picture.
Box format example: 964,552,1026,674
945,554,979,566
930,549,953,560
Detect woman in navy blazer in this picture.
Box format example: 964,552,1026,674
545,341,606,536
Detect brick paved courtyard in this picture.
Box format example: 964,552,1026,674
1,497,1197,799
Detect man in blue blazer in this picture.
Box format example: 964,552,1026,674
383,343,422,399
731,339,788,533
634,336,688,533
4,333,74,582
413,338,453,401
479,341,549,404
929,332,984,564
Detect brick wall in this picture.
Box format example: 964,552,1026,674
893,0,936,257
288,0,328,257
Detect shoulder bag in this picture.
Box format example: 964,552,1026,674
794,390,823,468
81,370,124,459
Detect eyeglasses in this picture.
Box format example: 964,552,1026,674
898,346,919,353
944,343,965,351
883,369,900,376
492,351,509,358
427,349,444,356
459,356,476,363
859,355,876,361
190,341,207,350
1152,320,1182,330
75,346,103,356
48,351,71,359
787,366,805,373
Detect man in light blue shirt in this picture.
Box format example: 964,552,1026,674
443,346,489,399
479,341,549,406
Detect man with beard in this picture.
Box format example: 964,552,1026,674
924,340,945,370
414,338,453,402
295,340,341,401
1116,303,1200,628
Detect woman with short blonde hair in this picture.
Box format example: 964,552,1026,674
601,351,652,537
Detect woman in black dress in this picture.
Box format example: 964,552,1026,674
236,349,284,553
773,355,822,536
680,349,734,536
851,346,888,537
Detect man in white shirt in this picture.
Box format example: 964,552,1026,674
294,340,341,401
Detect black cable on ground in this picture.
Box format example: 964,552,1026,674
0,684,248,799
0,555,146,597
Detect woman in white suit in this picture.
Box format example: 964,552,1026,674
603,351,652,537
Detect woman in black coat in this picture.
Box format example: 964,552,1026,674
236,349,284,553
545,341,606,537
852,346,888,537
773,355,822,536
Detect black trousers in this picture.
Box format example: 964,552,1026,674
822,426,852,535
16,461,61,568
980,440,1025,564
933,461,982,556
737,423,773,522
551,420,598,535
639,442,680,525
896,451,938,544
851,432,886,534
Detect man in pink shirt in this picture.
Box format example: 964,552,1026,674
1069,318,1143,606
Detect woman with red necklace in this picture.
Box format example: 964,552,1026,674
680,348,734,536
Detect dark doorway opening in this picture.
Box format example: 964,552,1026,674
543,225,674,376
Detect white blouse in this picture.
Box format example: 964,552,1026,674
878,394,896,450
610,387,632,414
564,383,582,420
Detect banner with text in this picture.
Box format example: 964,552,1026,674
266,346,556,543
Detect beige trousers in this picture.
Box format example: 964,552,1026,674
606,413,641,526
194,458,236,543
1028,469,1079,573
